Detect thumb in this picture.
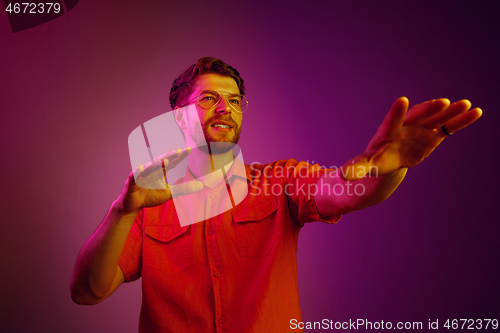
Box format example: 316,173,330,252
341,157,373,181
169,180,204,198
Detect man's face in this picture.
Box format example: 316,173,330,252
179,73,243,153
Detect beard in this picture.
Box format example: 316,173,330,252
191,115,241,154
207,141,237,154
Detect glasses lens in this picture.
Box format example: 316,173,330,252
240,96,248,112
226,94,248,113
197,90,248,113
198,91,220,109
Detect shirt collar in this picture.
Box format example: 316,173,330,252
182,155,251,187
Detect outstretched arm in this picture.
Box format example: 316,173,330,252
315,97,482,216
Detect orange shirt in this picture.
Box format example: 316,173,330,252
119,158,340,332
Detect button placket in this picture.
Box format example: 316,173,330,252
206,185,229,331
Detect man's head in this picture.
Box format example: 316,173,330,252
169,57,245,109
171,58,246,154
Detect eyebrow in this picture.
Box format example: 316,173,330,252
199,89,240,95
199,90,217,94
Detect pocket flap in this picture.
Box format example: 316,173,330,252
145,225,189,242
232,198,278,223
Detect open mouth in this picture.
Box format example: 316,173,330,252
212,124,232,129
211,121,234,130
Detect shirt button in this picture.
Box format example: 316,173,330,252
209,193,215,199
218,316,225,324
214,271,221,278
208,229,214,235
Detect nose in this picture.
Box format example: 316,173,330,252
215,95,232,114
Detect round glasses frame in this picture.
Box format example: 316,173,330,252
180,90,248,113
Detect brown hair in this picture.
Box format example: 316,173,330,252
169,57,245,109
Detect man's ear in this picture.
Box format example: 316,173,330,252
174,107,187,129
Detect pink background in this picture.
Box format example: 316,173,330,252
1,0,498,332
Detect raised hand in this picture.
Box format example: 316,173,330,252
116,147,203,215
342,97,482,180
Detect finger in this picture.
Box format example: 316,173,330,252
172,147,192,162
161,159,167,180
422,99,471,129
443,107,482,134
139,147,191,181
141,159,165,176
145,147,190,173
154,148,184,163
131,164,145,183
134,168,168,189
404,98,450,125
169,180,204,198
379,97,409,134
164,147,192,170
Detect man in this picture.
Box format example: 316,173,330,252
70,57,482,332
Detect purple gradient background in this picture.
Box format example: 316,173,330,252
1,1,499,332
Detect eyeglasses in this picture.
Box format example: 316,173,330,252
181,90,248,113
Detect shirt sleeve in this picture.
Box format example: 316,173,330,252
118,209,144,282
284,159,341,226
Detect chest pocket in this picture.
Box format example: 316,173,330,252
143,225,190,274
232,198,281,257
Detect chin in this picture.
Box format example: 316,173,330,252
208,141,237,154
190,128,241,154
204,130,241,154
193,142,235,154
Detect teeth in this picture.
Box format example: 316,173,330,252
214,124,230,128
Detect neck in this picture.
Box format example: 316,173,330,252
188,146,234,179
